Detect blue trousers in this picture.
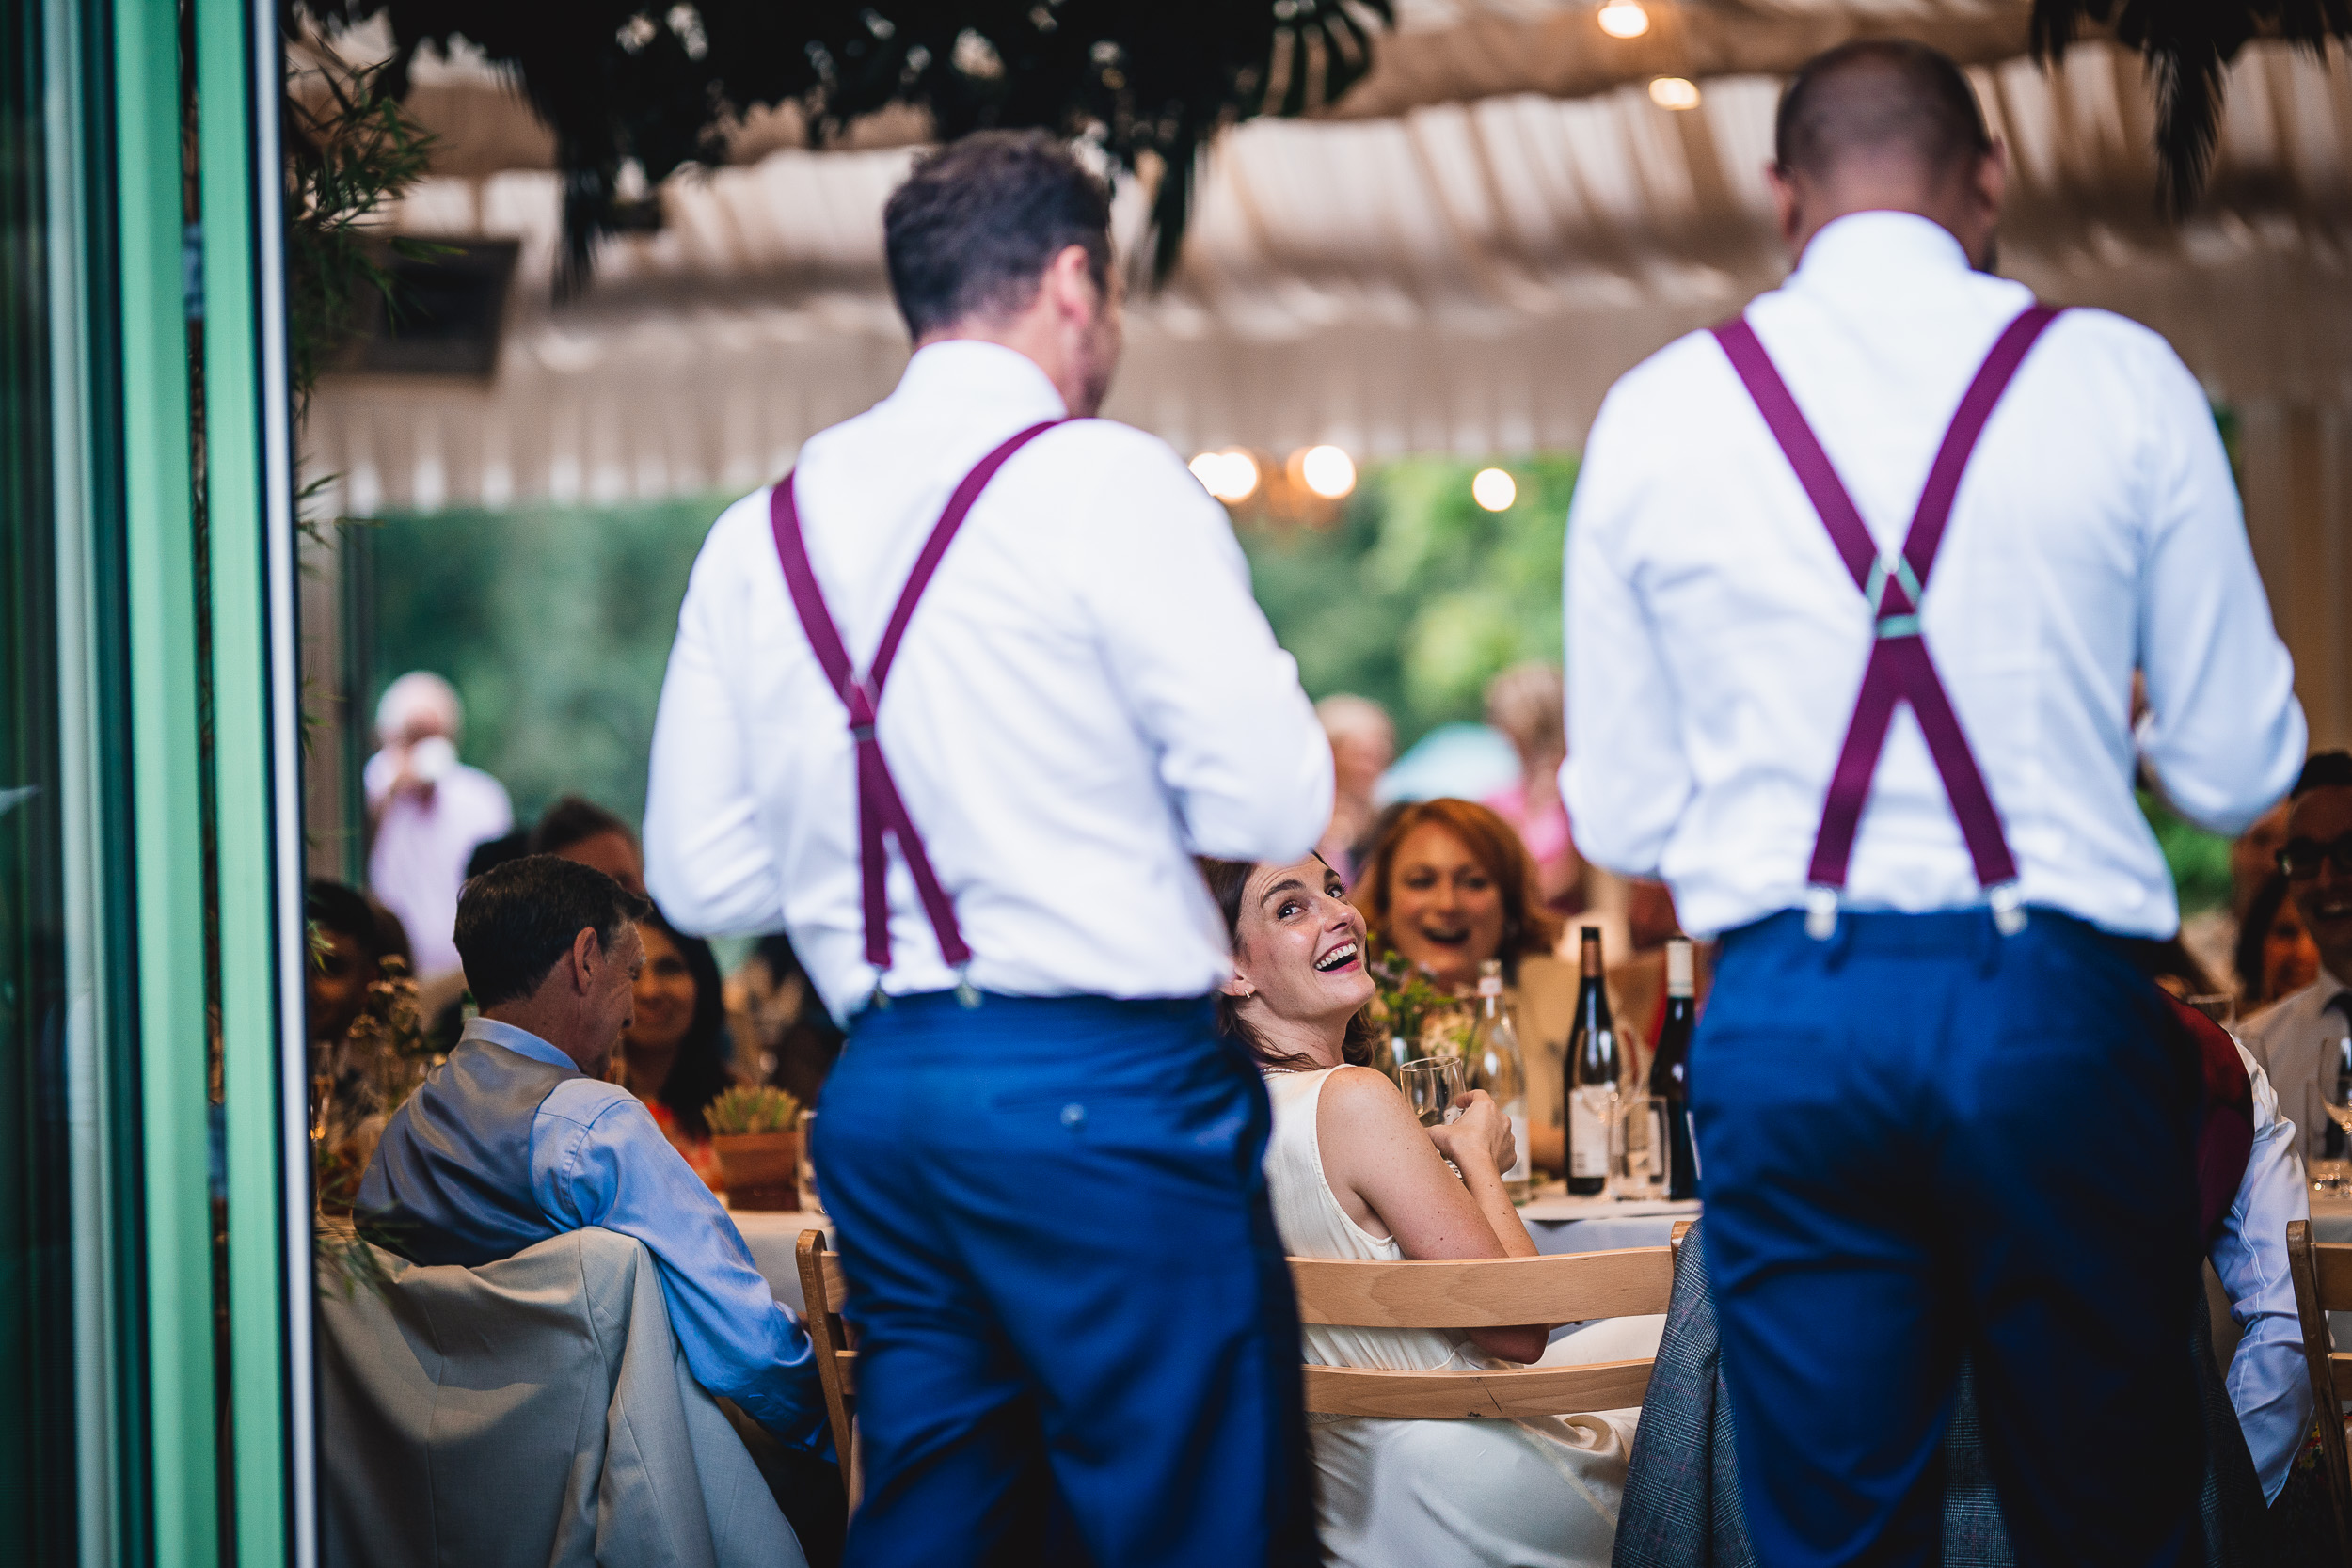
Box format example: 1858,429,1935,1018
1692,910,2202,1568
811,991,1317,1568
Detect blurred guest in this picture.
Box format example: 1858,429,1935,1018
728,933,847,1112
1204,853,1635,1568
2232,798,2294,920
306,879,417,1191
365,672,512,981
465,828,532,882
308,879,409,1052
356,857,830,1460
1353,799,1581,1172
616,910,732,1191
532,795,645,897
1314,694,1395,881
1482,663,1583,911
2235,872,2319,1012
2237,752,2352,1166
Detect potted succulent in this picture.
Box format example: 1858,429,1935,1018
707,1085,804,1212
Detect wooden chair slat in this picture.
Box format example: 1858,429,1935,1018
2285,1220,2352,1559
797,1229,863,1512
1301,1358,1654,1420
1290,1247,1674,1328
2313,1242,2352,1307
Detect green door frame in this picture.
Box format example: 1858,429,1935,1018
194,0,309,1561
114,0,307,1561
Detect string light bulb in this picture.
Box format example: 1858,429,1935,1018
1298,445,1357,499
1471,467,1518,512
1597,1,1651,40
1648,76,1702,110
1189,450,1261,503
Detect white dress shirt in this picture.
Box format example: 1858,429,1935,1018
2212,1042,2315,1502
363,753,513,979
644,341,1331,1019
2237,967,2352,1168
1563,213,2304,939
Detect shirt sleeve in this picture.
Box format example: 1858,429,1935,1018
2131,334,2306,834
532,1084,829,1451
1561,387,1692,879
2213,1050,2313,1503
1067,431,1332,863
644,498,790,936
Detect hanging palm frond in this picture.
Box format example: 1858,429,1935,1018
2032,0,2352,212
294,1,1394,294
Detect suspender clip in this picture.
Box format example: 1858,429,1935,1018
954,966,981,1008
1804,885,1839,942
1874,614,1921,640
849,723,877,742
1988,882,2027,937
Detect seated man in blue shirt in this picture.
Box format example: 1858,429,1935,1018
357,855,836,1546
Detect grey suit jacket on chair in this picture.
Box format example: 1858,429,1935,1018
317,1225,807,1568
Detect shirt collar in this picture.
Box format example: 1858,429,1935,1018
887,340,1069,422
1788,211,1976,306
463,1015,582,1074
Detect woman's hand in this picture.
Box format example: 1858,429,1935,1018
1426,1088,1515,1178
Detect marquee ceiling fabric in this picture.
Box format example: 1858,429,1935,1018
305,21,2351,517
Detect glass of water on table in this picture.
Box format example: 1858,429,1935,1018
2319,1037,2352,1197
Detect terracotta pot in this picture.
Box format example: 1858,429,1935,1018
713,1131,800,1212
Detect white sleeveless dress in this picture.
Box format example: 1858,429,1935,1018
1263,1068,1642,1568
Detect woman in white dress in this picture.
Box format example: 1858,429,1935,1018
1202,854,1637,1568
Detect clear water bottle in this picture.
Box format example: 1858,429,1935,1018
1470,958,1533,1204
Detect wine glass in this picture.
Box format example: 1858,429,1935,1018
2317,1036,2352,1199
1399,1057,1466,1128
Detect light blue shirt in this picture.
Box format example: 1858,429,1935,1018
471,1018,827,1451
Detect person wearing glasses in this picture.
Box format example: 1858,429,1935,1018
2237,751,2352,1168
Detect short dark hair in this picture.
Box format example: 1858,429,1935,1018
531,795,635,858
306,879,411,966
883,131,1114,340
1775,39,1993,181
2295,751,2352,798
453,855,650,1008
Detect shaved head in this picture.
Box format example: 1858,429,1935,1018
1765,38,2005,267
1776,40,1992,182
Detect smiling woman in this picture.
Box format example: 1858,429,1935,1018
1351,800,1583,1176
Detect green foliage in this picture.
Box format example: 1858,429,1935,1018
2139,788,2235,915
302,0,1392,289
366,491,734,830
284,41,440,419
707,1084,803,1136
1240,455,1573,748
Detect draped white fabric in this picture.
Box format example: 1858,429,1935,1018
304,33,2351,522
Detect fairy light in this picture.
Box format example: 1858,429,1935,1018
1471,467,1518,512
1649,76,1702,110
1597,1,1651,40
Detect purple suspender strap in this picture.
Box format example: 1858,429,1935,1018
769,419,1066,997
1710,305,2062,940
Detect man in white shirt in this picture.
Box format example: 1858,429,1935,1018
364,671,513,980
1563,41,2304,1568
644,133,1330,1567
2238,752,2352,1169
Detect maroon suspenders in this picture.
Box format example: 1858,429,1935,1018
768,419,1066,999
1710,305,2063,939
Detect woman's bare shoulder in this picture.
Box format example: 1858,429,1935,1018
1318,1064,1406,1115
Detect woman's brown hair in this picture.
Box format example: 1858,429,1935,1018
1351,798,1564,982
1198,856,1375,1072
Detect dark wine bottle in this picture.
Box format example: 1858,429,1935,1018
1651,938,1700,1201
1565,927,1618,1197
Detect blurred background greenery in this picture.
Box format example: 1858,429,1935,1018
362,450,2234,912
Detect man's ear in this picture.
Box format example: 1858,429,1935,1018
569,926,602,994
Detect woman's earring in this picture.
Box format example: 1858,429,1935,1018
1235,983,1256,998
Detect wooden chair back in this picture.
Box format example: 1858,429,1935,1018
1288,1237,1683,1420
2286,1218,2352,1558
795,1230,861,1511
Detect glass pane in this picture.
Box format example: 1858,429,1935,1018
0,0,81,1559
